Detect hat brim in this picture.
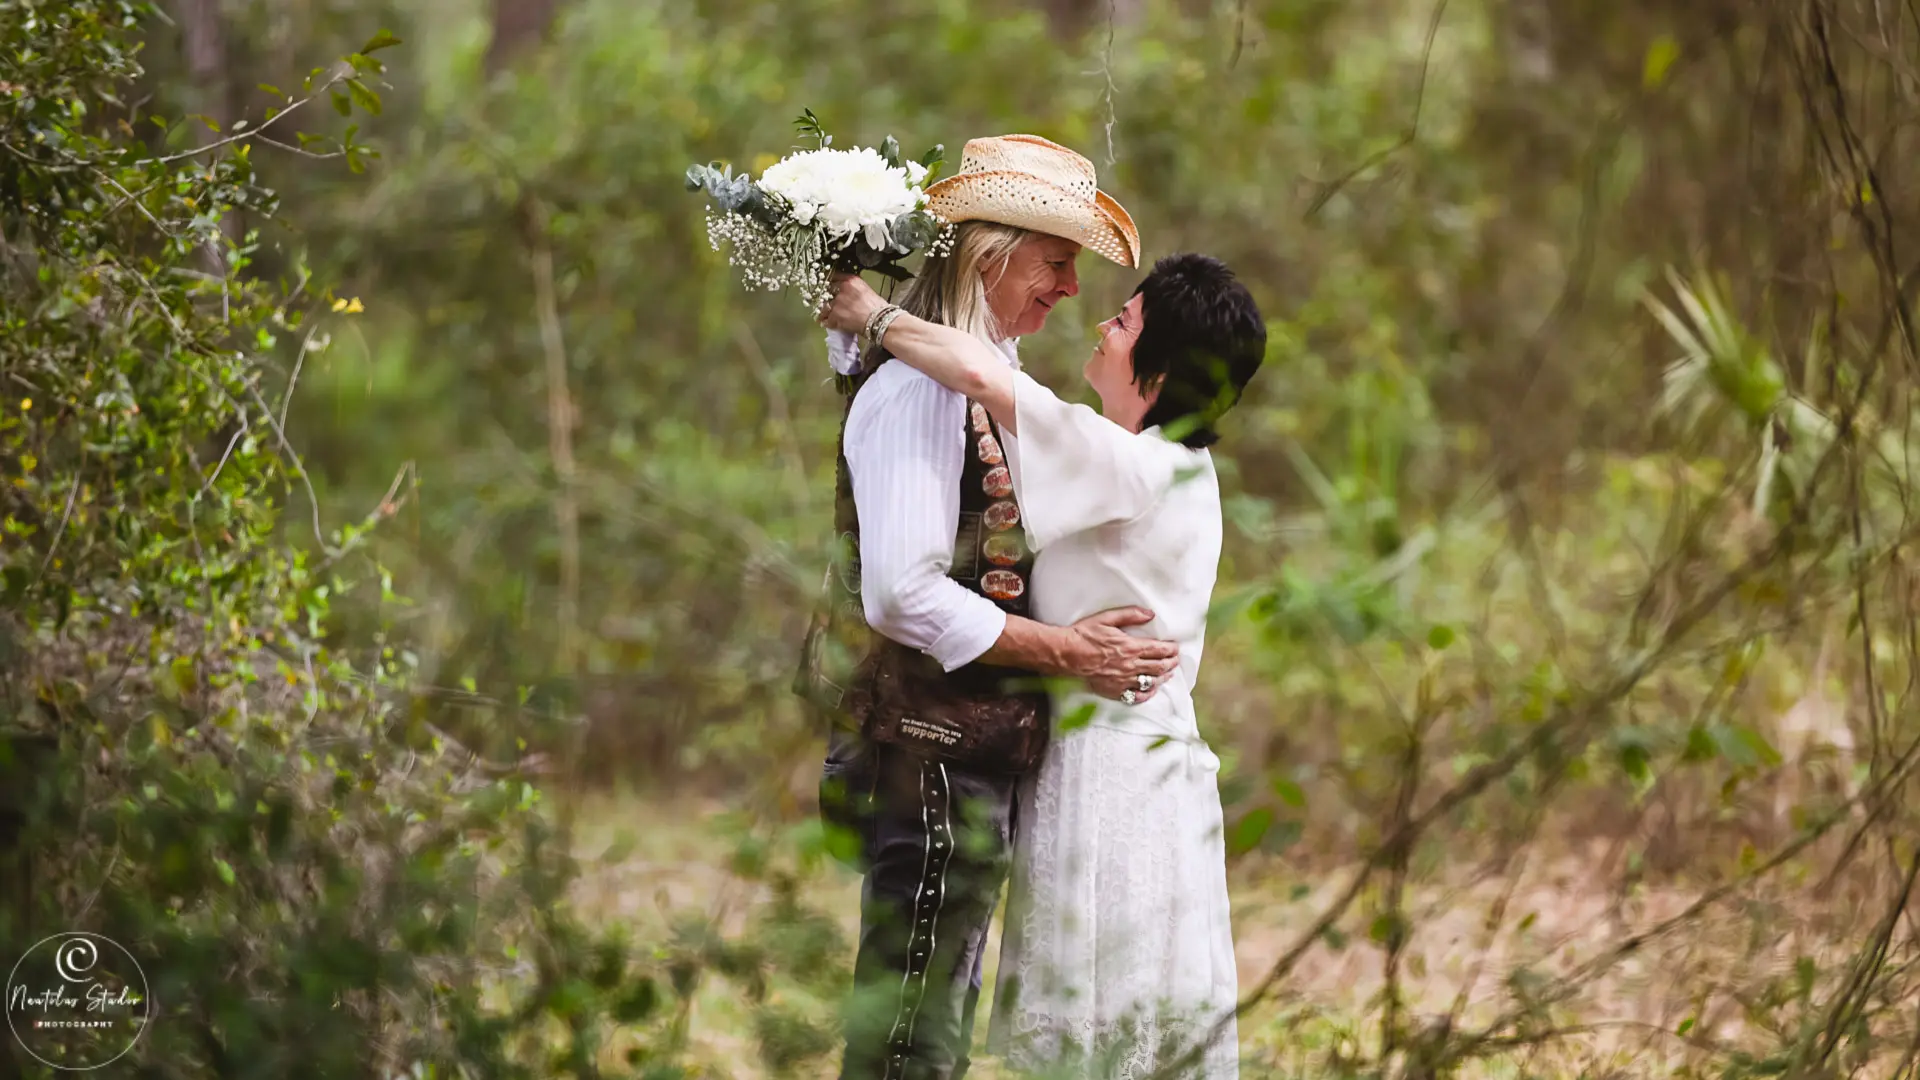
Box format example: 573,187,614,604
924,170,1140,268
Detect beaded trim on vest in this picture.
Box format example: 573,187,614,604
949,399,1036,615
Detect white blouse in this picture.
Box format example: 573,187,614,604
1004,370,1222,740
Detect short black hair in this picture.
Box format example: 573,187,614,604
1130,253,1267,449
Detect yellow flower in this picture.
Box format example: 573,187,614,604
18,398,29,410
331,297,365,314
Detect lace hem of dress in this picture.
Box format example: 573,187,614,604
992,1005,1239,1079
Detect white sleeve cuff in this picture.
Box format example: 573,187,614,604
925,601,1008,672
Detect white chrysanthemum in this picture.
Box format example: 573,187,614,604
758,147,924,247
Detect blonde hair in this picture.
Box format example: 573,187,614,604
862,221,1035,368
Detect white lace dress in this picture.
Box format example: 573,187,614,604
986,372,1240,1079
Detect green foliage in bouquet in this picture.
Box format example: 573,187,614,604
686,109,949,293
683,161,779,227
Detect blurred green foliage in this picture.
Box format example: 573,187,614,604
1,2,845,1075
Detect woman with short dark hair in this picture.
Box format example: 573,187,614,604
821,252,1268,1079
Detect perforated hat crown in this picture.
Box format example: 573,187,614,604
924,134,1140,268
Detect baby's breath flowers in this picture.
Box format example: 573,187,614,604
688,110,953,312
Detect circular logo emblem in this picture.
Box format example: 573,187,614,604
983,500,1020,533
6,932,150,1070
983,533,1024,567
981,466,1013,499
982,569,1026,601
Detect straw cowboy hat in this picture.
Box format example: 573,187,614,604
924,134,1140,268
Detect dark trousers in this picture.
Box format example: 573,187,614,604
820,729,1017,1080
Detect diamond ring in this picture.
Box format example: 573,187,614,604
1121,689,1138,706
1135,674,1154,693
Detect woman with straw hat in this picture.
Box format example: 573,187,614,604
821,244,1266,1078
810,134,1173,1080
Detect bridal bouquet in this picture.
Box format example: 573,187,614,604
687,110,953,312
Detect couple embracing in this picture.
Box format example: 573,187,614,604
796,132,1266,1080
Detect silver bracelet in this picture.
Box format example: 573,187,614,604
861,303,902,351
862,303,899,340
869,305,907,349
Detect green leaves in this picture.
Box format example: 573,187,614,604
1058,700,1099,733
1368,911,1407,949
917,142,946,184
1617,738,1654,788
1649,268,1787,429
361,29,403,54
1228,806,1275,856
346,79,382,116
793,106,828,148
1272,775,1308,809
1643,34,1680,89
1683,722,1780,770
685,162,771,221
611,975,661,1023
890,209,939,251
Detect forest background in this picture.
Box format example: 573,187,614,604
6,0,1920,1076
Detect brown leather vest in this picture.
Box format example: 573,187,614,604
795,360,1049,772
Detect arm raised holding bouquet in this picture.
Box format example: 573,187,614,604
818,272,1021,431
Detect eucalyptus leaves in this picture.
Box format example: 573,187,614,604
687,110,952,311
